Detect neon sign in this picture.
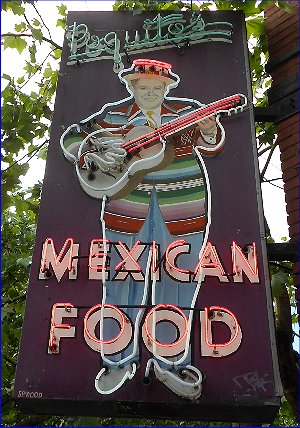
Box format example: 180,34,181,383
14,11,281,421
41,236,256,390
66,13,233,71
49,302,242,359
39,238,260,284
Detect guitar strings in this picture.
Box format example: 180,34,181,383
120,95,241,153
122,95,241,150
127,99,238,153
120,97,238,151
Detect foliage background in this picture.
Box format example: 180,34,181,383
1,0,298,426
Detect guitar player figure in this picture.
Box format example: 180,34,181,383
60,59,247,399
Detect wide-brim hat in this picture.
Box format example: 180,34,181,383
120,58,176,87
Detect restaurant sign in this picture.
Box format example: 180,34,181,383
14,11,281,423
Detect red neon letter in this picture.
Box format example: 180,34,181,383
164,240,191,282
113,241,146,281
83,304,126,345
39,238,78,282
89,239,110,270
144,304,188,348
200,306,242,357
194,242,228,283
231,242,259,283
88,239,111,280
48,303,77,354
115,240,142,271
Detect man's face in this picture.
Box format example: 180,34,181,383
131,78,166,110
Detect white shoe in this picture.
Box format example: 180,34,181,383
149,360,203,400
95,362,137,395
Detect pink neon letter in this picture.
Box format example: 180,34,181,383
231,242,259,283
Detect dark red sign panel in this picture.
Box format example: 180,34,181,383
14,10,282,423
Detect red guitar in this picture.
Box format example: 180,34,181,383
75,93,247,200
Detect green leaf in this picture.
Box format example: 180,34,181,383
17,76,25,85
242,1,261,16
57,4,67,17
271,271,289,298
196,2,211,10
43,65,53,79
2,73,11,81
276,1,294,14
246,16,264,38
292,313,298,324
31,28,43,43
14,22,26,32
56,18,66,29
52,49,62,60
2,1,25,15
32,18,40,27
29,43,37,63
161,2,178,10
3,35,27,54
2,307,15,321
38,145,48,160
16,256,32,267
76,417,102,426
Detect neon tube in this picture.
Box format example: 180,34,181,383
40,238,74,273
232,241,258,276
165,240,190,274
89,239,110,271
125,100,240,154
120,98,228,150
133,58,172,69
144,304,188,348
49,303,75,351
120,95,241,152
193,242,226,276
204,306,239,348
115,240,142,272
84,304,126,345
120,95,241,149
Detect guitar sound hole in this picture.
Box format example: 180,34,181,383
88,172,96,181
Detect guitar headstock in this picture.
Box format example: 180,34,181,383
219,94,248,117
235,94,248,107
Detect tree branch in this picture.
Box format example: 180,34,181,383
2,293,27,306
263,177,283,182
19,49,55,90
262,178,284,190
2,140,49,173
260,140,279,181
258,145,272,157
31,2,52,40
1,33,62,50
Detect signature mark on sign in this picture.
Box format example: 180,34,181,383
18,391,43,399
233,371,273,392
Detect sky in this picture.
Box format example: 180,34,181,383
1,0,289,242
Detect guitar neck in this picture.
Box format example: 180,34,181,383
121,94,245,154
